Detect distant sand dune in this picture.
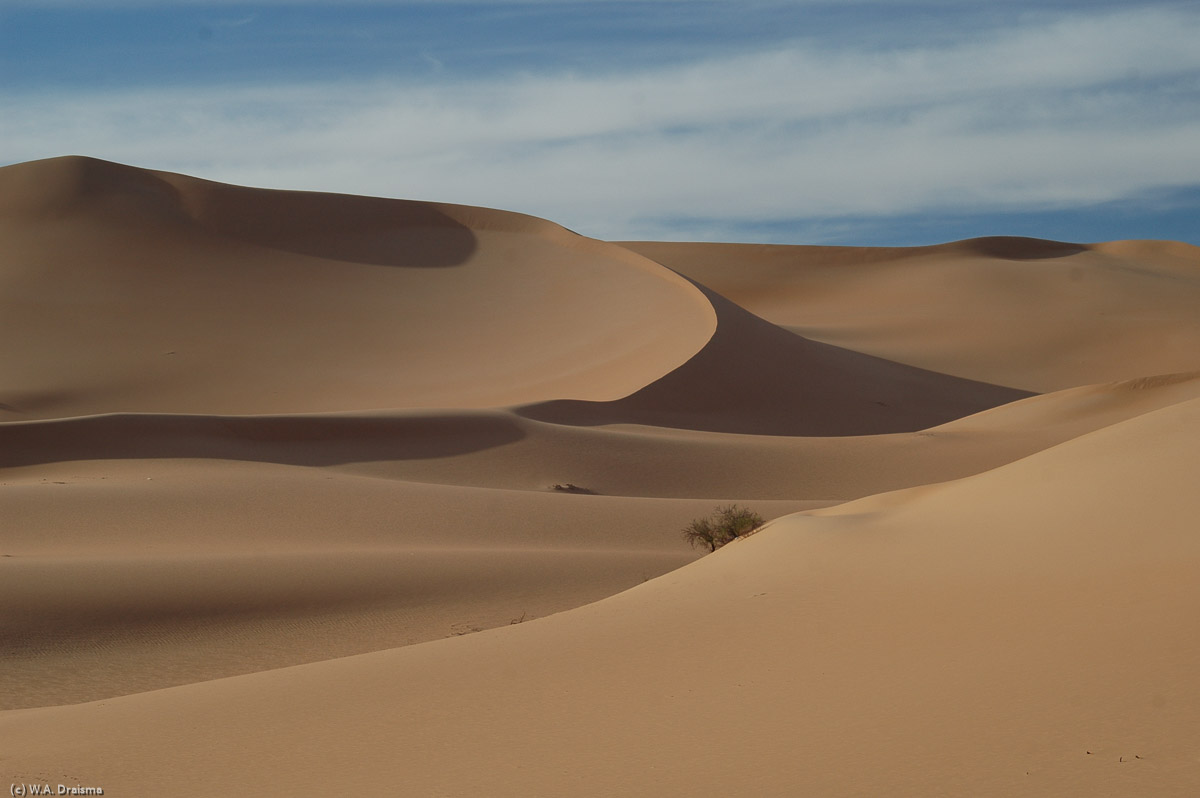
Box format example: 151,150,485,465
624,237,1200,391
2,157,1199,795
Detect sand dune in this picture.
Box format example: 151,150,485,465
625,237,1200,391
5,368,1200,502
519,280,1029,435
2,157,1199,795
5,396,1199,795
0,156,712,418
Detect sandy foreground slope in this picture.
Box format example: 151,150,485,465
5,394,1200,797
2,156,1199,795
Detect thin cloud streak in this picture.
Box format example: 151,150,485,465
2,5,1198,241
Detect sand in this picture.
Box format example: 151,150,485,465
2,156,1198,795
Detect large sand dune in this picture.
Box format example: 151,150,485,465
2,156,1198,795
0,156,712,418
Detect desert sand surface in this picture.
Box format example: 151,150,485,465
2,156,1198,795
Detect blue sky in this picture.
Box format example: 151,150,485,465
2,1,1198,245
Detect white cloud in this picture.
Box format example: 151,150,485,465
2,5,1198,240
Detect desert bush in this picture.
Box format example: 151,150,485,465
682,504,764,552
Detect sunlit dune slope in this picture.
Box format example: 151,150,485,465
0,156,713,417
5,394,1198,796
623,237,1200,391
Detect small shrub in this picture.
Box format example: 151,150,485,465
682,504,764,552
549,483,595,494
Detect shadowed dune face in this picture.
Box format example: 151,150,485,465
948,235,1088,260
0,411,528,469
519,279,1029,435
4,156,1200,796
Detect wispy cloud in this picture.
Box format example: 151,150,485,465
2,4,1198,241
211,13,257,28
